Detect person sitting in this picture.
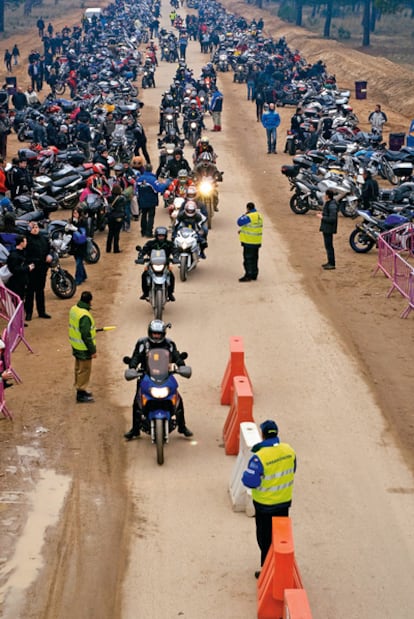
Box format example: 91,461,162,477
174,200,208,259
164,148,191,179
193,136,217,164
136,226,177,301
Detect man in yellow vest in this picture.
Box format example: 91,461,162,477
242,420,296,578
237,201,263,282
69,291,96,403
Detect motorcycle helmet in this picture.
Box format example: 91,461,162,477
184,200,197,216
186,186,197,199
148,319,167,344
114,163,124,173
200,136,209,146
93,163,106,175
190,99,197,106
178,169,188,181
132,155,144,168
107,155,115,168
154,226,168,240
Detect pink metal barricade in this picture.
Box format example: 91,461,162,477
375,223,414,318
0,283,19,321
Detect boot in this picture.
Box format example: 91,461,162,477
124,428,140,440
76,390,94,403
216,125,221,131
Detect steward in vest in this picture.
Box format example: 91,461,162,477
237,201,263,282
69,290,96,403
242,419,296,577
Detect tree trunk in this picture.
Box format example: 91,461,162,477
370,4,377,31
296,0,303,26
0,0,4,33
362,0,371,46
324,0,333,38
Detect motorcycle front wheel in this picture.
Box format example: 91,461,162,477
85,240,101,264
51,269,77,298
155,418,164,465
180,254,188,282
17,128,27,142
289,194,309,215
349,228,375,253
339,201,357,218
55,83,66,95
154,288,163,320
383,161,398,186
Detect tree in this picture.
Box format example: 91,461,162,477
362,0,371,46
324,0,334,37
0,0,4,33
296,0,303,26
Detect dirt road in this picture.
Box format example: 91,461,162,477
1,1,414,618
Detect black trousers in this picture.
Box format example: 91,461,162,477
242,244,260,280
322,232,335,266
254,502,290,566
106,219,123,252
140,207,156,237
25,267,48,317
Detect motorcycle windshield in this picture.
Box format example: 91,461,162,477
150,249,167,267
147,348,170,383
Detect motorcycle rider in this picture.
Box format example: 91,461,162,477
137,226,177,302
164,168,195,202
174,200,208,259
192,152,222,212
124,319,193,440
182,99,202,140
164,148,191,179
193,136,217,164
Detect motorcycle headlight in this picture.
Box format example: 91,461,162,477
190,122,196,129
166,114,173,121
152,264,165,273
150,386,170,399
199,180,213,196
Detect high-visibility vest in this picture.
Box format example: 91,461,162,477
251,443,296,506
68,305,96,351
239,211,263,245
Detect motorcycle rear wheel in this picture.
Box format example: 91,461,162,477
383,161,398,186
289,194,309,215
154,288,163,320
85,240,101,264
55,83,66,95
349,228,375,253
51,270,77,299
155,418,164,465
17,129,27,142
287,140,296,156
180,254,188,282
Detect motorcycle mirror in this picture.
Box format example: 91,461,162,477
180,352,188,360
135,245,142,251
165,322,172,329
123,355,131,364
177,365,192,379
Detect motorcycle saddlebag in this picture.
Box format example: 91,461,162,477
331,144,347,155
37,194,59,213
13,195,33,213
292,155,313,169
393,162,413,178
66,150,86,166
281,165,299,178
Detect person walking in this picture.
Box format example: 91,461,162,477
242,420,296,578
317,188,338,270
69,207,88,285
106,184,127,253
209,86,224,131
0,110,11,159
261,102,281,154
368,104,387,136
24,221,53,320
237,202,263,282
68,291,96,404
4,50,12,73
135,164,170,238
12,44,20,66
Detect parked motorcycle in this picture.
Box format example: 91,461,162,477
135,247,174,319
48,220,101,263
124,347,192,465
349,208,414,253
49,251,77,298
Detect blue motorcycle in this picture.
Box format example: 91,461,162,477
124,347,192,465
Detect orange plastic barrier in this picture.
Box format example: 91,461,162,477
258,517,308,619
220,336,252,405
223,376,254,455
283,589,313,619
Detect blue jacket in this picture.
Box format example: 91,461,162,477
261,110,281,131
135,172,170,209
209,90,223,112
242,437,280,488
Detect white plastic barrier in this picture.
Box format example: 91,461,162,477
228,421,261,517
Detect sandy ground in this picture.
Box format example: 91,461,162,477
1,1,414,618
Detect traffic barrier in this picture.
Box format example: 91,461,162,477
375,223,414,318
0,360,12,419
229,421,261,516
223,376,254,455
283,589,313,619
257,517,306,619
220,336,252,405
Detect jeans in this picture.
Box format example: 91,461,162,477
266,128,277,153
75,256,87,284
247,80,255,100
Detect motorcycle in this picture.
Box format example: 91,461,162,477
349,208,414,253
49,251,77,299
34,172,84,210
187,119,201,148
135,246,174,319
81,193,108,235
196,176,218,229
124,347,192,465
48,220,101,264
174,225,200,281
141,66,156,89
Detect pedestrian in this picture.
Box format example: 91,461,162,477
24,220,53,320
242,420,296,578
237,202,263,282
0,110,11,159
106,184,126,253
6,235,35,301
361,169,379,210
368,104,387,136
11,87,28,111
12,44,20,66
36,17,45,38
68,291,96,404
4,50,12,73
261,102,281,154
135,164,170,238
255,87,265,122
69,207,88,285
317,189,338,271
209,86,224,131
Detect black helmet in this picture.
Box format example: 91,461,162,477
154,226,168,240
148,319,166,344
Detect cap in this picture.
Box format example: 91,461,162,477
260,420,279,437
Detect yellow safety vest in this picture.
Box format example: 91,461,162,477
239,211,263,245
251,443,296,506
68,305,96,351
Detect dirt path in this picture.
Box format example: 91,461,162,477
1,2,414,619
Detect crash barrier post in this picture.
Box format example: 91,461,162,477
283,589,313,619
355,80,367,100
258,517,307,619
0,359,12,419
220,336,251,405
223,376,253,455
228,421,261,516
375,223,414,318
